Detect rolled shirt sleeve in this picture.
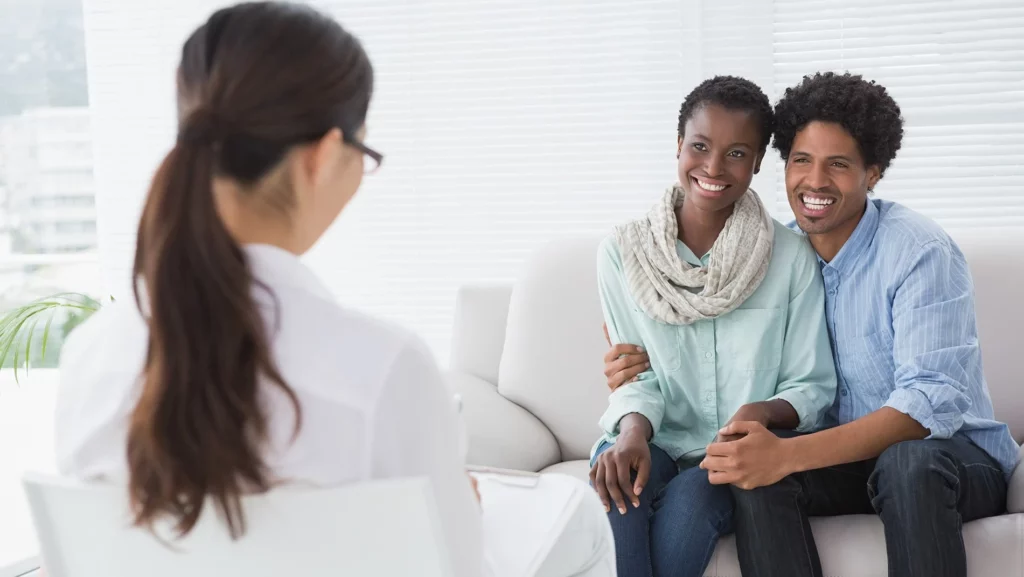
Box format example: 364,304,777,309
882,240,974,439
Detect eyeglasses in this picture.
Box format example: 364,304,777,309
344,136,384,174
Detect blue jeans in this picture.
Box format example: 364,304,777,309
730,436,1007,577
591,440,733,577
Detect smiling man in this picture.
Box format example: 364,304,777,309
696,72,1020,577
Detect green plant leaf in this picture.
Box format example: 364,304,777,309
0,292,103,382
0,305,43,369
23,315,40,375
40,311,55,361
12,330,20,383
9,309,41,381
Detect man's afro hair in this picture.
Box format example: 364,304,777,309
773,72,904,177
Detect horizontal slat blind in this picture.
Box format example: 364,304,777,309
685,0,778,197
85,0,1022,358
772,0,1024,227
85,0,688,359
307,0,687,359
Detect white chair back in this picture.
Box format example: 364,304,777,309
23,473,453,577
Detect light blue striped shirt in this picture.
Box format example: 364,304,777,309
795,199,1019,478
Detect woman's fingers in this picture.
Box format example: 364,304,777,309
591,460,611,512
603,458,628,515
615,452,639,509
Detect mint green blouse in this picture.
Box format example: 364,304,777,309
595,219,837,462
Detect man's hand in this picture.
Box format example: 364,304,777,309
589,430,651,514
716,402,772,442
700,421,794,490
602,323,649,391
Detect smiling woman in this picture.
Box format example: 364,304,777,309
593,75,838,577
673,76,775,256
676,104,766,254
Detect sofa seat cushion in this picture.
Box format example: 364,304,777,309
541,460,592,478
541,460,1024,577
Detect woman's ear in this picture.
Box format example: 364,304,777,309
753,152,763,175
676,135,683,159
306,128,345,188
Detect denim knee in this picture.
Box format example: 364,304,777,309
649,467,734,577
729,474,799,507
668,467,733,527
871,441,958,494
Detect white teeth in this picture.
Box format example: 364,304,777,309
695,178,727,192
802,194,835,207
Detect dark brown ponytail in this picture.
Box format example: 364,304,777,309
127,2,372,538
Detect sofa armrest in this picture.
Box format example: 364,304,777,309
447,370,561,472
1007,445,1024,513
449,284,513,385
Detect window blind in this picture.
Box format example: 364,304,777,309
85,0,691,359
306,0,692,360
83,0,1024,359
771,0,1024,226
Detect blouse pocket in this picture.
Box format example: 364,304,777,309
642,314,683,372
716,308,785,372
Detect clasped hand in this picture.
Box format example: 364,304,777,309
700,420,791,490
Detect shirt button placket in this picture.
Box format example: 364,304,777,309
702,322,718,428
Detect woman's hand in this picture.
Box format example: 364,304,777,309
589,428,651,515
602,323,650,391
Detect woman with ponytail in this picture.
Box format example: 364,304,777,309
54,3,614,576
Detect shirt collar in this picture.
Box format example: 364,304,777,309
818,198,879,274
675,239,710,267
244,244,335,302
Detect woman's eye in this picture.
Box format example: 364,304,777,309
692,143,708,152
728,150,746,158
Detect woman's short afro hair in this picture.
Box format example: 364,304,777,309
678,75,774,153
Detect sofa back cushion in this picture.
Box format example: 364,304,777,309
949,228,1024,441
497,236,609,461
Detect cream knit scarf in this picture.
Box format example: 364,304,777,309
614,184,775,325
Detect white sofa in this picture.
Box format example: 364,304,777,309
448,230,1024,577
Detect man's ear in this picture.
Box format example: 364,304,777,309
866,165,882,191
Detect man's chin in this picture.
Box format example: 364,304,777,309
793,215,833,235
